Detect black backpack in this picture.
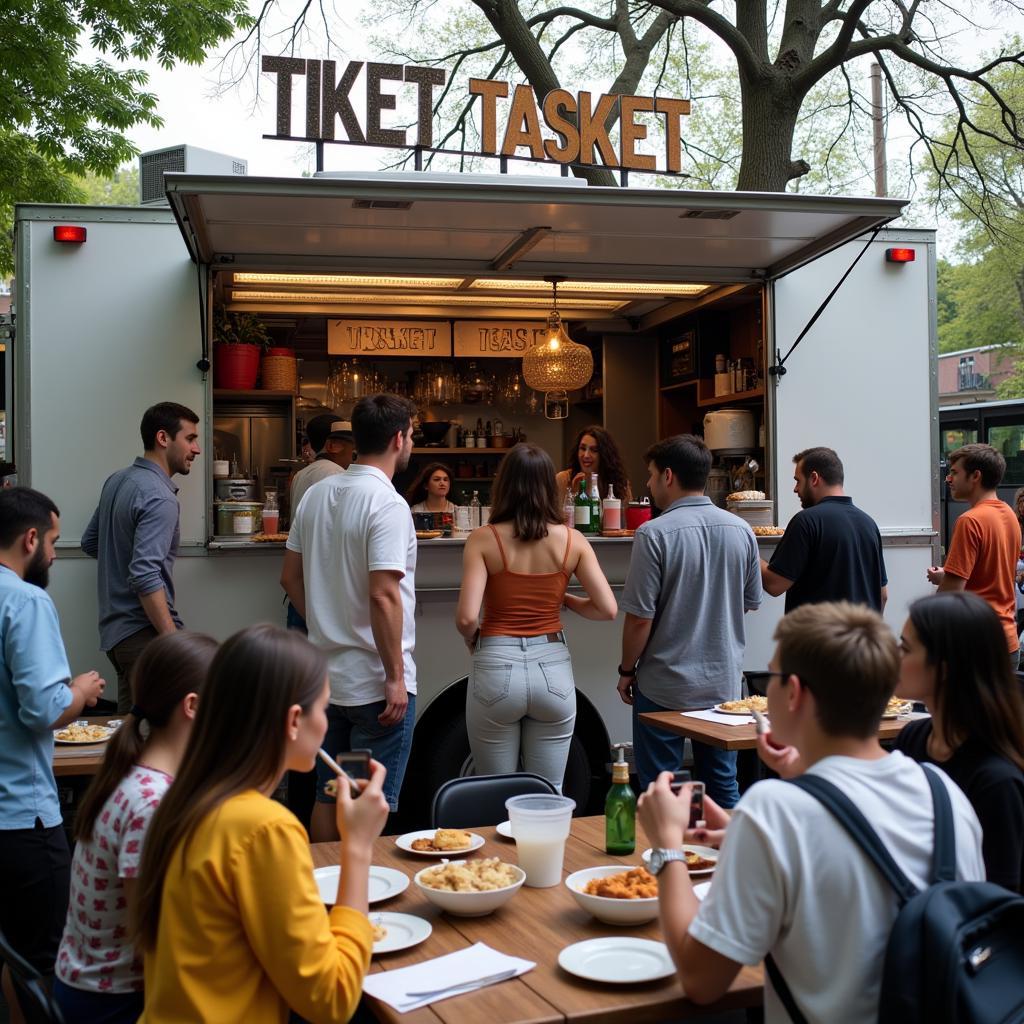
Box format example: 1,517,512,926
765,766,1024,1024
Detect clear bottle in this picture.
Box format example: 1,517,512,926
588,473,601,534
469,490,481,529
574,476,593,533
605,745,636,855
602,484,621,531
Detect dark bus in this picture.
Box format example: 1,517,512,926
939,398,1024,549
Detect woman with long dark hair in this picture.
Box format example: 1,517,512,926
405,461,458,514
895,592,1024,891
555,425,633,508
455,443,617,789
133,624,389,1024
54,630,218,1024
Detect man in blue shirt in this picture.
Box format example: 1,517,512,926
0,487,105,1009
83,402,200,712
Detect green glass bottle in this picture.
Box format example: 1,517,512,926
605,746,636,854
574,475,593,533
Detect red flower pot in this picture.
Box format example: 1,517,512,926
213,343,261,389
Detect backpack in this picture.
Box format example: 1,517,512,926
765,766,1024,1024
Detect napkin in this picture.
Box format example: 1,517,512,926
680,708,756,727
362,941,535,1013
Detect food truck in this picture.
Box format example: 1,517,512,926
9,166,938,816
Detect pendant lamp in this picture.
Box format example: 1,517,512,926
521,277,594,420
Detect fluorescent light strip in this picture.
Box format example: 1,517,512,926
233,291,623,310
233,273,463,290
470,278,710,296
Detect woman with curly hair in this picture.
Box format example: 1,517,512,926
405,462,459,514
555,426,633,509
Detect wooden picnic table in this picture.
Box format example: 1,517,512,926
312,815,763,1024
52,743,107,776
638,710,916,751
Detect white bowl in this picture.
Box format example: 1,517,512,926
413,862,525,917
565,866,660,925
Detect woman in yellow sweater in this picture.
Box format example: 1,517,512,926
133,624,390,1024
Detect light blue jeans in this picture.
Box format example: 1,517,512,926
467,635,576,791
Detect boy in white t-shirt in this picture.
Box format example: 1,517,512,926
638,601,984,1024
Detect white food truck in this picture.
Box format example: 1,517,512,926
10,171,937,816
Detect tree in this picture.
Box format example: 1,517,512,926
0,0,254,274
74,166,140,206
322,1,1024,194
936,257,1024,354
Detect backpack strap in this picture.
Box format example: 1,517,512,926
921,764,957,884
786,774,920,904
764,954,810,1024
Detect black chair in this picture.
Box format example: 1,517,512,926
431,772,558,828
0,925,65,1024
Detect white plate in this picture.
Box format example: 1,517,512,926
54,725,114,744
640,844,718,878
395,829,485,857
713,703,767,717
370,912,432,954
314,865,410,905
495,820,514,839
558,937,675,984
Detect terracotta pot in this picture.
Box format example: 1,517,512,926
213,342,260,389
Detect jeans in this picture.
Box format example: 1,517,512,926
314,696,416,811
632,688,740,809
286,602,308,633
54,979,144,1024
467,635,576,792
106,626,159,714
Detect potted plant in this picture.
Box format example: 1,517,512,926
213,310,269,390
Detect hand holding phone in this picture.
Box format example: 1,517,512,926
670,771,706,829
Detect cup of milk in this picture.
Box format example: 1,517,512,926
505,793,576,887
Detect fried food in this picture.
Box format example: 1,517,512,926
885,695,912,715
419,858,518,892
251,533,289,543
584,867,658,899
323,778,338,798
718,695,769,713
55,723,110,742
411,828,473,852
727,490,766,502
752,526,785,536
684,851,716,872
371,920,388,942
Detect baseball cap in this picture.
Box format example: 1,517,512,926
306,414,354,452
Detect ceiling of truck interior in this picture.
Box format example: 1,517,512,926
166,174,906,334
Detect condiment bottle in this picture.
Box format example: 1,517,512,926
602,485,621,531
469,491,481,529
605,745,636,855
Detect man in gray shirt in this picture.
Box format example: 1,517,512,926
82,402,199,712
618,434,761,806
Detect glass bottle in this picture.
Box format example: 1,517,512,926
605,745,636,855
469,490,481,529
589,473,601,530
574,476,593,533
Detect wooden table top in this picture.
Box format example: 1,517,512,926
312,815,763,1024
52,743,107,776
638,710,916,750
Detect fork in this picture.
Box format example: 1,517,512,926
398,967,519,1003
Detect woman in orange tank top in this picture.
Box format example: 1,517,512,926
455,444,617,790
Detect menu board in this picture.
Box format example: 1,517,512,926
454,320,548,358
328,320,452,356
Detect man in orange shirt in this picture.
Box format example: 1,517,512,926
928,443,1021,665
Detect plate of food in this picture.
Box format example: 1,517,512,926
882,696,913,719
395,828,484,856
54,721,114,744
313,865,409,906
370,912,432,955
640,845,718,877
713,695,769,716
415,530,443,540
558,937,676,984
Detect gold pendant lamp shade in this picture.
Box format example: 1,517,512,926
522,278,594,419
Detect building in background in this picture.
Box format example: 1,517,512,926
938,344,1018,405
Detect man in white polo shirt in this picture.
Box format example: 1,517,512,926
283,393,417,841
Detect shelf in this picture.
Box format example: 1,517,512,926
698,386,765,408
213,389,296,402
659,380,699,394
412,447,510,454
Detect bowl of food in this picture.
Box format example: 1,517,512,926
413,858,525,916
564,866,660,925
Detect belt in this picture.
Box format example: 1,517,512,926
477,631,566,648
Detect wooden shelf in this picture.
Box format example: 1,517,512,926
411,447,509,454
660,380,699,394
698,386,764,408
213,389,296,401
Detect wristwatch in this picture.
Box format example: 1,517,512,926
617,664,637,677
648,848,688,875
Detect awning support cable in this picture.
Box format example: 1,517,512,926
768,226,882,380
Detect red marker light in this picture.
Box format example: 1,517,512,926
53,225,87,244
885,247,915,263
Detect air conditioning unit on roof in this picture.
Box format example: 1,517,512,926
139,145,248,206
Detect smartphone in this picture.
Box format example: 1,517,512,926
670,771,706,828
337,749,372,784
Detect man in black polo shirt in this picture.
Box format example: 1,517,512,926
761,447,887,612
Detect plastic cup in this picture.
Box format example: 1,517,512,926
262,510,279,533
506,794,575,887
